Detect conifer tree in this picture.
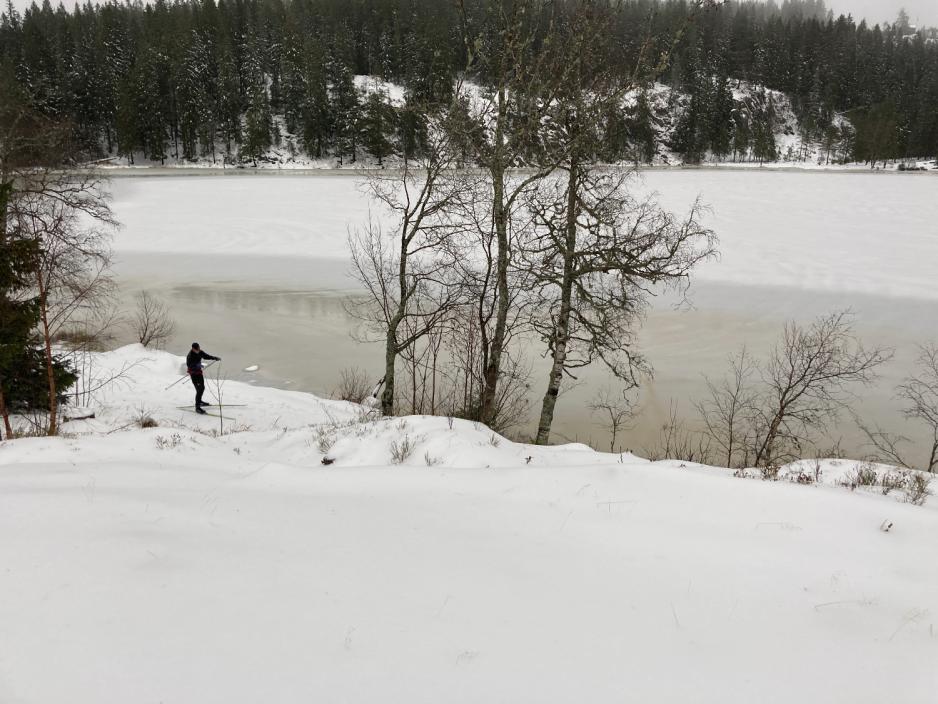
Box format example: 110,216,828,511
300,39,332,158
361,88,394,165
397,99,428,164
708,77,734,161
672,88,707,163
329,57,361,164
1,0,936,164
0,179,42,437
732,107,752,161
627,90,657,163
751,90,777,164
242,84,272,166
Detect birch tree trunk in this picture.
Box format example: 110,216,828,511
535,160,579,445
480,88,509,427
0,388,11,438
36,275,57,436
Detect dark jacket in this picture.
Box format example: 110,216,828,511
186,349,220,376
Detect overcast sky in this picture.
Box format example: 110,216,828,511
830,0,938,27
6,0,938,28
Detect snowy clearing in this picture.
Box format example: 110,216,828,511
1,346,936,703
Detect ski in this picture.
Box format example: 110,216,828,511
175,405,248,409
176,408,240,420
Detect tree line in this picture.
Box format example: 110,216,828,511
0,0,935,166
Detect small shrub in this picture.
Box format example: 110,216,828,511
905,472,932,506
489,433,501,448
794,471,814,485
7,425,46,440
880,470,906,496
315,427,336,453
761,465,780,481
855,462,878,486
424,451,442,467
134,407,158,428
155,433,183,450
811,458,823,483
816,441,847,460
333,367,373,403
838,475,858,491
390,435,415,464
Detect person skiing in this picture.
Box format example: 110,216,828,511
186,342,220,414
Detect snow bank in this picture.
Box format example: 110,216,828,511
1,346,936,703
58,344,362,435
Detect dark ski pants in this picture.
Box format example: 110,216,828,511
190,373,205,408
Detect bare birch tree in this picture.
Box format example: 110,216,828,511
896,344,938,472
695,347,760,468
348,128,469,416
859,343,938,473
589,386,636,453
526,167,715,444
698,314,891,468
750,312,891,467
10,183,114,434
133,290,176,348
2,72,116,434
453,0,590,426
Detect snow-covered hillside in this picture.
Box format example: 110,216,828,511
1,345,936,703
94,76,938,172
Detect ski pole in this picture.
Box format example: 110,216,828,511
164,359,218,391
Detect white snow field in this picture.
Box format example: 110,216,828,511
1,346,937,703
107,169,938,301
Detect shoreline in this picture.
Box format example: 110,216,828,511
88,163,938,178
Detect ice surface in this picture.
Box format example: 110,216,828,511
106,170,938,301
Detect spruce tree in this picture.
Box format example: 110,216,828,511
2,0,937,164
708,77,734,162
751,90,778,165
242,92,271,165
397,100,427,164
329,57,361,165
361,88,394,165
628,90,657,163
300,38,332,159
732,107,752,162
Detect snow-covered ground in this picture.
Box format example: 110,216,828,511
106,169,938,302
1,346,936,703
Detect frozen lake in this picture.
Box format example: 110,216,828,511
108,169,938,455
